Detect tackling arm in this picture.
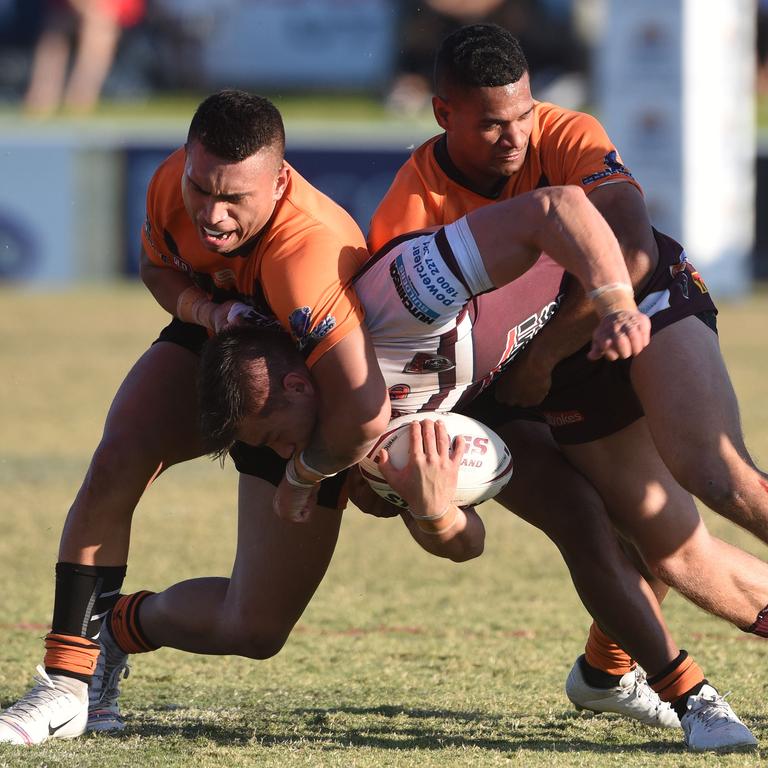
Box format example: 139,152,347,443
272,323,392,522
139,248,243,334
471,184,655,404
470,183,655,405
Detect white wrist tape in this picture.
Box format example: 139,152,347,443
586,282,633,301
284,457,319,489
587,282,635,318
416,508,462,535
409,504,451,522
296,451,338,481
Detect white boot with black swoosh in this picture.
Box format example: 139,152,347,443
0,665,87,745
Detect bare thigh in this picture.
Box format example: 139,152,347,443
563,418,768,627
631,316,768,539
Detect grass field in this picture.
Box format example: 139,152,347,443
1,284,768,767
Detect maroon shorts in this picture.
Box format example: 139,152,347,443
154,318,349,508
460,229,718,444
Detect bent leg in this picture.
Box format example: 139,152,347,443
494,419,678,673
631,316,768,542
563,418,768,629
60,342,205,566
139,473,343,657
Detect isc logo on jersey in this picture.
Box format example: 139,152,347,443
359,412,513,509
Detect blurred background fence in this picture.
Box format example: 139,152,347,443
0,0,766,292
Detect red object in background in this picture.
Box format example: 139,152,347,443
49,0,147,28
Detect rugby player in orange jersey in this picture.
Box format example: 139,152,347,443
367,23,764,752
0,89,391,746
0,86,660,745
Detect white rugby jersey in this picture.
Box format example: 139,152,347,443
354,218,566,415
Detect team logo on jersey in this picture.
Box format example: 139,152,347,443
212,268,237,290
669,252,708,299
389,383,411,400
478,297,563,391
403,353,455,374
288,306,336,354
581,150,635,186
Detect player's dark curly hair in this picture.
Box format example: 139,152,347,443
434,23,529,98
198,325,307,459
187,89,285,162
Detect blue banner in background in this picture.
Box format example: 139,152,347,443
123,145,409,275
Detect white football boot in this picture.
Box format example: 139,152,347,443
87,621,129,732
0,666,87,745
566,656,681,728
681,684,757,752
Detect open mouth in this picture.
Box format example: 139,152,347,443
202,226,235,244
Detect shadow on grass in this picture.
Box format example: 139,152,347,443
116,704,687,755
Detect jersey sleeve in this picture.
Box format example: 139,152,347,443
140,153,179,269
261,226,366,369
539,109,643,196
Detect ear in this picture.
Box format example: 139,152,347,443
273,161,289,201
432,95,450,130
281,371,314,398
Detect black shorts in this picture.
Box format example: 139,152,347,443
460,230,718,444
154,318,348,508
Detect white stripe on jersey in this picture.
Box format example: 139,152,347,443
444,217,495,296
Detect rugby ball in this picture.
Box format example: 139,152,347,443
359,412,513,509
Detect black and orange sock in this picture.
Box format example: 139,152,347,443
647,650,706,719
583,621,635,682
747,604,768,637
108,591,158,654
44,633,100,683
44,562,127,682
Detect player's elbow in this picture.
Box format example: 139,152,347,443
447,534,485,562
353,398,392,448
535,185,589,223
423,532,485,563
368,399,392,439
415,510,486,562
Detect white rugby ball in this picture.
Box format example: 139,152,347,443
359,412,513,509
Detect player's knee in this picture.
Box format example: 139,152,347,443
669,448,760,515
230,625,290,660
646,546,694,591
681,470,750,521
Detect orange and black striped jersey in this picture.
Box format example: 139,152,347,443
142,148,369,368
368,101,641,253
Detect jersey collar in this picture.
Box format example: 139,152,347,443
433,134,510,200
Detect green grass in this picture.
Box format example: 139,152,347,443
1,285,768,767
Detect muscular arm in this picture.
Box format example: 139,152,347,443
139,247,196,315
303,323,392,474
493,183,659,406
273,323,392,522
140,248,245,333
